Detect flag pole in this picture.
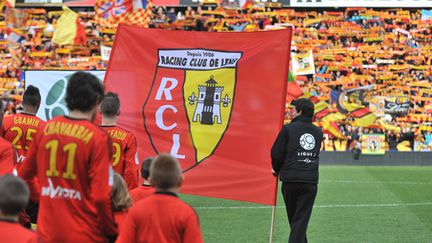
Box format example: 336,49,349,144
269,27,292,243
269,178,279,243
268,204,277,243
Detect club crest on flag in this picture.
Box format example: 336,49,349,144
185,72,234,163
143,49,242,170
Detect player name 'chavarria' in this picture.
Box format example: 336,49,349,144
13,116,41,127
43,121,94,144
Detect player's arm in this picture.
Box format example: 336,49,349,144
116,207,138,243
0,122,5,137
182,209,204,243
123,134,138,190
271,125,289,174
0,115,13,138
18,134,39,179
23,123,44,202
89,133,118,237
0,141,16,175
0,116,10,137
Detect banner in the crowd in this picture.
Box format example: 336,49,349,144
24,70,105,121
369,96,410,116
321,138,426,152
101,45,112,61
15,0,62,6
361,134,385,155
369,96,386,117
105,26,292,205
221,0,290,8
291,50,315,76
255,0,290,5
384,96,410,115
291,0,432,7
16,0,96,6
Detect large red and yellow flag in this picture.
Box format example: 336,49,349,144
52,6,87,46
105,26,292,205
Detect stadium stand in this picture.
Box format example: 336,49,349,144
1,4,432,151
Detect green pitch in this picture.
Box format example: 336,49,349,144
181,166,432,243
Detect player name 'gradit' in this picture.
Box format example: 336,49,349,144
107,129,127,141
14,116,41,127
44,122,94,144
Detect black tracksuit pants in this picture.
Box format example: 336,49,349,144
281,182,317,243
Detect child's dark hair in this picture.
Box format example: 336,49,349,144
141,157,154,180
101,92,120,117
23,85,41,107
65,72,104,112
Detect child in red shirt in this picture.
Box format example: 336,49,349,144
117,154,203,243
129,157,155,202
0,174,39,243
111,172,132,233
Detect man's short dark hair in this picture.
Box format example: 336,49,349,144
23,85,41,108
150,154,182,190
65,72,104,112
101,92,120,117
291,98,314,118
141,157,154,180
0,175,29,216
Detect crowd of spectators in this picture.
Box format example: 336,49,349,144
1,4,432,151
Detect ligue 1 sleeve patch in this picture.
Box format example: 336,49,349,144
135,152,139,165
109,166,114,186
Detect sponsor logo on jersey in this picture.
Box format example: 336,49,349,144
41,178,82,200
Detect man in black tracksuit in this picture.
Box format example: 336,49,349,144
271,98,323,243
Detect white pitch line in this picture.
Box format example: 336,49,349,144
196,205,276,210
314,202,432,208
195,202,432,210
320,180,432,185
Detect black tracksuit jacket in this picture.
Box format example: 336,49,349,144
271,115,323,184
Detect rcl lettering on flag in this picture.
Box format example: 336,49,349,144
145,49,241,170
105,26,292,205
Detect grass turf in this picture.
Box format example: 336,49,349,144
180,166,432,243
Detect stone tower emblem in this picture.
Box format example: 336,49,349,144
188,75,231,125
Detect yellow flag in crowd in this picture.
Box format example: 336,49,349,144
322,121,346,139
378,120,401,133
353,113,377,127
53,6,86,46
